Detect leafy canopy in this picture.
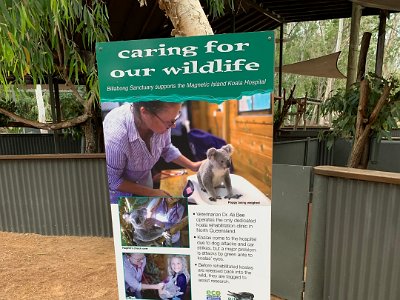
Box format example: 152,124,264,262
321,74,400,147
0,0,110,100
205,0,235,18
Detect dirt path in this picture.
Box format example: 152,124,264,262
0,231,118,299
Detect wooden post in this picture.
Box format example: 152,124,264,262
375,10,387,77
356,32,372,82
346,3,363,90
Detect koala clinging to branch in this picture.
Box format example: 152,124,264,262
197,144,242,201
123,207,171,246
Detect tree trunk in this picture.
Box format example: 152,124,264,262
355,79,370,168
355,79,369,141
158,0,213,36
82,103,104,153
375,10,387,77
83,118,97,153
348,82,392,168
347,32,372,168
356,32,372,82
158,0,213,134
346,3,362,90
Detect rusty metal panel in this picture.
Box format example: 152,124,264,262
305,174,400,300
0,157,112,237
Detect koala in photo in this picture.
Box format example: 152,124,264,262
197,144,242,201
123,207,170,246
159,278,183,300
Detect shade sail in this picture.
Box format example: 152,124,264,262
276,51,347,79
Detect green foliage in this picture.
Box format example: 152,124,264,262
321,74,400,147
0,0,110,97
0,0,110,146
205,0,235,18
0,98,17,126
0,89,38,126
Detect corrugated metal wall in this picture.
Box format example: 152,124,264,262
273,138,333,166
271,164,311,299
323,178,400,299
0,134,81,154
305,167,400,300
0,155,112,237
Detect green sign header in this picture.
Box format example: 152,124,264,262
96,31,274,103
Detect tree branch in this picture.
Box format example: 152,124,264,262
155,216,189,244
368,83,393,124
0,107,90,130
169,216,188,235
355,79,369,141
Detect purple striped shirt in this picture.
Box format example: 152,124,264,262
123,254,145,292
103,104,181,202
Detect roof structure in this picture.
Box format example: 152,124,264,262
106,0,389,41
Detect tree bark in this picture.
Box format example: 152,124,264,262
356,32,372,82
346,3,362,90
348,83,392,168
82,119,97,153
355,79,369,141
375,10,387,77
356,79,370,168
155,216,188,244
157,0,213,134
347,32,372,168
158,0,213,36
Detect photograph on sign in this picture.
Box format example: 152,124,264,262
122,253,191,299
120,197,189,248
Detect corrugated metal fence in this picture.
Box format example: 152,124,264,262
0,134,81,154
0,154,112,237
305,166,400,300
273,138,333,166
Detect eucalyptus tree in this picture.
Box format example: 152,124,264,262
158,0,231,36
0,0,230,152
0,0,110,152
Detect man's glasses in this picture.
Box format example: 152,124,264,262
153,111,182,128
